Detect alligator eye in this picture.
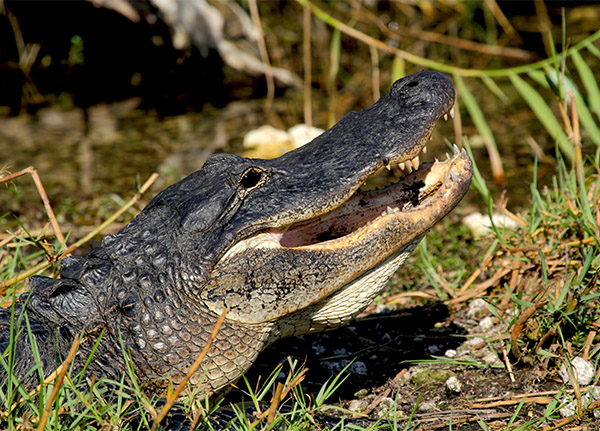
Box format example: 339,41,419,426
239,167,266,191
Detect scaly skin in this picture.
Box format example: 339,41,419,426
1,71,472,399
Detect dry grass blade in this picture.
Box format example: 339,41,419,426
483,0,520,42
351,0,532,61
248,0,274,113
510,296,549,360
37,335,80,431
151,308,228,431
267,381,284,424
251,366,308,425
0,166,65,246
303,5,312,126
1,172,159,292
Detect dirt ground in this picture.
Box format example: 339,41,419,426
235,298,599,430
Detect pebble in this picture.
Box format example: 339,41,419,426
559,357,595,386
559,386,600,418
467,298,488,317
462,211,520,237
347,399,369,413
376,397,401,419
445,349,457,358
469,336,485,346
479,316,495,331
446,375,462,393
418,399,437,412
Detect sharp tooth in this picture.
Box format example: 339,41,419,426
434,157,439,163
450,171,458,182
405,163,413,173
450,107,455,119
411,156,420,170
386,206,393,214
385,163,391,171
444,113,448,121
422,146,427,154
453,144,460,154
398,162,405,171
446,152,450,160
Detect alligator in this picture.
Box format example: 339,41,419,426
1,71,472,402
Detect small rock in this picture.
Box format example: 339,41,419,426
418,399,437,412
462,211,520,237
559,357,595,386
287,124,324,149
427,345,441,354
445,349,457,358
479,316,495,331
559,386,600,418
446,375,462,393
482,351,502,366
349,361,368,376
354,388,369,398
469,336,485,347
467,298,488,317
347,399,369,414
376,397,400,419
242,125,292,158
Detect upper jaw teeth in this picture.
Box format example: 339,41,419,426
393,143,463,177
443,106,455,121
397,154,421,173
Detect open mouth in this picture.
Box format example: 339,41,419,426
271,142,471,249
272,142,470,249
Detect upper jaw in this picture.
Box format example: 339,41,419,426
247,71,457,230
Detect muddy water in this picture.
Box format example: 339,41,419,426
0,98,280,218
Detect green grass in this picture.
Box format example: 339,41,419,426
2,2,600,430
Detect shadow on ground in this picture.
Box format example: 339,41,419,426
233,302,466,400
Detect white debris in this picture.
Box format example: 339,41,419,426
348,399,369,413
243,124,324,158
321,359,368,376
469,336,485,346
467,298,488,317
350,361,368,376
479,316,495,331
446,375,462,393
559,357,595,386
288,124,324,149
375,397,397,418
444,349,458,358
559,386,600,418
243,125,291,155
463,211,520,237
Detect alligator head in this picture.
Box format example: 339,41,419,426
5,71,472,399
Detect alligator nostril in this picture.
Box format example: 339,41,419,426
406,81,419,87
